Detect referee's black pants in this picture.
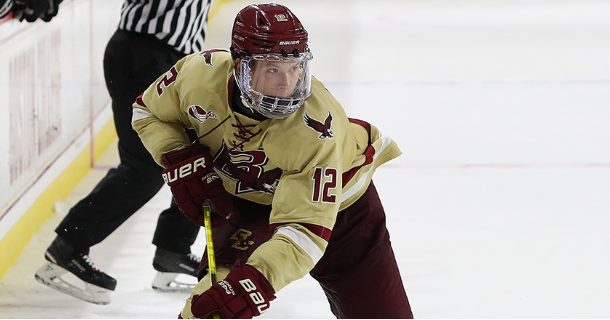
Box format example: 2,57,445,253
55,30,199,255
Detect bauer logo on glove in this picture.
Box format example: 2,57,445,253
190,264,276,318
160,144,233,226
161,156,208,184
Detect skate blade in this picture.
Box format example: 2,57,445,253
151,272,196,293
35,262,112,305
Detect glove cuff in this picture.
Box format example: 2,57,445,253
161,143,211,167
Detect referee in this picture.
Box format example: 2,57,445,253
35,0,214,304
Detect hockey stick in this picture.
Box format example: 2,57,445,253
203,206,220,319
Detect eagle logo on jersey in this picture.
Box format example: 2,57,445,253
188,105,217,123
197,49,229,67
304,111,334,139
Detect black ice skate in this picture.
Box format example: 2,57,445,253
34,237,117,305
151,247,201,293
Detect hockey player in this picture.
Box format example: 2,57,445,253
34,0,214,305
133,3,414,318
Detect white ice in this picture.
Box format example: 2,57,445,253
1,0,610,318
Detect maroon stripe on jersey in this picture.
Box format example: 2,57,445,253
135,92,146,107
342,118,374,187
348,118,372,144
270,223,332,242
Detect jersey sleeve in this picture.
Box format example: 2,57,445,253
246,167,341,292
132,59,191,166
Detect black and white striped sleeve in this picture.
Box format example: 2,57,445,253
118,0,212,54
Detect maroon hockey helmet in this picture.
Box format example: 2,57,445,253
231,3,309,58
231,3,314,119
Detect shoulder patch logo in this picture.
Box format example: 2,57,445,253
196,49,228,67
201,51,214,66
304,111,334,139
188,105,217,123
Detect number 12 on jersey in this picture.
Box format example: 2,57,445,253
312,167,338,203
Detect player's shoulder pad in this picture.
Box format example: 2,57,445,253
280,81,347,146
172,50,233,91
184,49,233,70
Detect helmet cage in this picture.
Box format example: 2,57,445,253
235,51,313,119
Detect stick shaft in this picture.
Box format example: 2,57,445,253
203,206,217,284
203,206,220,319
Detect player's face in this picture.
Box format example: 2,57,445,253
250,60,301,98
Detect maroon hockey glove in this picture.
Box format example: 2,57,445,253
191,264,276,319
161,144,232,226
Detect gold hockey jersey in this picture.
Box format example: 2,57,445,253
132,49,401,292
